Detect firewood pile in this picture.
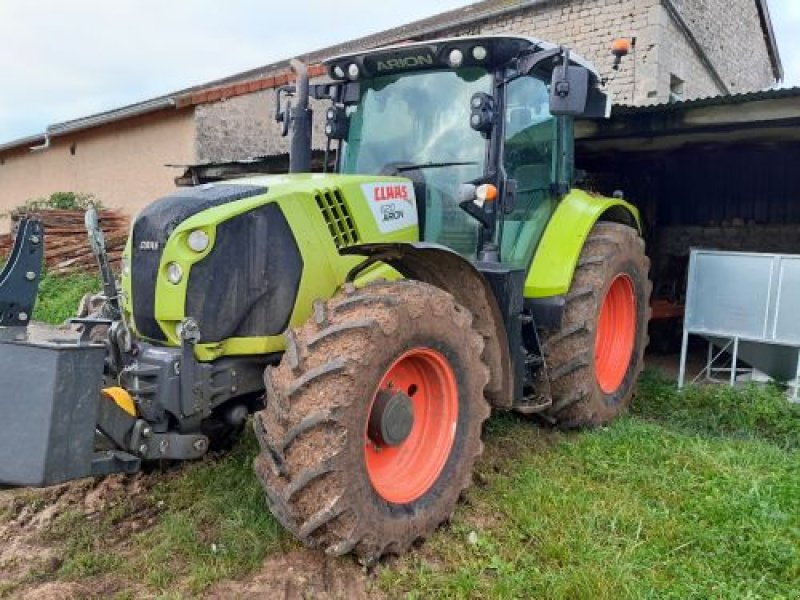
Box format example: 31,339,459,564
0,209,129,275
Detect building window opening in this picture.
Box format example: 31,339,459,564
670,74,685,103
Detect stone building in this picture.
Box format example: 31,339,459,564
0,0,782,227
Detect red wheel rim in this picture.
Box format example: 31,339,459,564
595,274,637,394
365,347,458,504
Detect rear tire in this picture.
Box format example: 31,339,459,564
253,280,490,563
540,222,651,428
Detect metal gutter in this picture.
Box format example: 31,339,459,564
0,97,176,155
47,97,176,136
0,133,47,154
661,0,729,95
755,0,784,82
29,134,50,152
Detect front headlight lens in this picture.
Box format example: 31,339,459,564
347,63,360,80
166,262,183,284
187,229,210,252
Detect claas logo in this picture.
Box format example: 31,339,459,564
372,184,413,203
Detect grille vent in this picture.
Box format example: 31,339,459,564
315,188,359,249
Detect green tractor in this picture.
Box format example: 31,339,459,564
0,35,650,562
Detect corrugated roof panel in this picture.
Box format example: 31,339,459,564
613,86,800,115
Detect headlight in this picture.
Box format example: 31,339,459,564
347,63,360,80
121,256,130,277
472,45,487,61
166,262,183,284
187,229,210,252
332,64,345,79
447,49,464,68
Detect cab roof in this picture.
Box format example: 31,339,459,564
324,35,600,80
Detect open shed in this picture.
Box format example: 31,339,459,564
576,87,800,351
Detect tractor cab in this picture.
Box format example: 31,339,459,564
310,36,609,266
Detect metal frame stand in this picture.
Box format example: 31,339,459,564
679,332,800,402
678,335,752,389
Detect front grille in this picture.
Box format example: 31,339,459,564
186,203,303,343
130,183,268,342
315,188,359,249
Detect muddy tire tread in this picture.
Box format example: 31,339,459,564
254,279,490,563
540,222,652,427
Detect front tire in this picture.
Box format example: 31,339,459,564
253,280,490,562
540,222,651,428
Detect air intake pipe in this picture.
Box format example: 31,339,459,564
289,59,312,173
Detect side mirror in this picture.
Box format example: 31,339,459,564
275,85,295,137
549,65,589,116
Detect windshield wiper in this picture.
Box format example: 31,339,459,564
393,161,478,172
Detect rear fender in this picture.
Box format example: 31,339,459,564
525,189,641,299
341,243,513,408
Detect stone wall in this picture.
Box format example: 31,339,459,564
436,0,659,105
437,0,774,105
193,0,778,162
644,2,722,102
667,0,775,94
193,80,330,163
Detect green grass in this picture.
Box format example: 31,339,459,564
32,271,100,324
25,369,793,598
127,432,288,592
380,375,800,599
634,370,800,449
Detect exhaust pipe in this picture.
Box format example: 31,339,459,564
288,59,312,173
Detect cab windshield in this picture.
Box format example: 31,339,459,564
341,68,492,256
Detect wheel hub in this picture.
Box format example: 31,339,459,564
364,347,459,504
368,389,415,447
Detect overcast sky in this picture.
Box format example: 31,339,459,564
0,0,798,143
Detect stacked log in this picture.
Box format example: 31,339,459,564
0,210,129,275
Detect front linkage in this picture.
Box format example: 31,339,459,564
0,216,140,486
0,212,266,487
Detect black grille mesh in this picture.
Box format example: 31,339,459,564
315,188,359,249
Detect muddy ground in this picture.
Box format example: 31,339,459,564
0,473,376,599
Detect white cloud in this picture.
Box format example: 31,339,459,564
0,0,465,141
1,0,797,143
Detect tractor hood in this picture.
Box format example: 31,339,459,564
121,174,419,352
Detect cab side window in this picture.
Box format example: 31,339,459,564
501,77,558,266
